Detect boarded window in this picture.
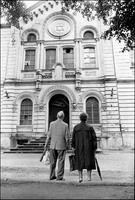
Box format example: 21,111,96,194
27,34,36,42
25,50,35,70
63,48,74,68
86,97,99,124
46,49,56,69
83,31,94,39
20,99,33,125
84,47,96,68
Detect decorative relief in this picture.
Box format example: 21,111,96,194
48,19,71,37
35,70,42,91
38,103,44,110
12,104,18,113
34,103,45,111
43,12,76,39
71,102,77,110
101,103,107,111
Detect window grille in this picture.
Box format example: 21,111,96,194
86,97,99,124
20,99,33,125
63,48,74,68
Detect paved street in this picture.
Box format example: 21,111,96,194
1,149,134,199
1,149,134,184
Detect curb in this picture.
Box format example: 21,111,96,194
1,178,134,187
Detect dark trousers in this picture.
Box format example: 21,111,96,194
49,148,66,180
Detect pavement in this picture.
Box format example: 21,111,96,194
1,149,134,186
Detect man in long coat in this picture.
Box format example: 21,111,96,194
71,112,97,182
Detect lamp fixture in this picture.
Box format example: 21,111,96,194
111,88,113,97
5,91,9,98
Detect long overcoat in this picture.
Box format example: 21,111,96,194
72,122,97,170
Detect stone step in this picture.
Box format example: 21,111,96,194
4,150,43,154
17,144,44,148
30,141,45,144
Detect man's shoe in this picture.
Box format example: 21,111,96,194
50,176,56,180
78,178,83,183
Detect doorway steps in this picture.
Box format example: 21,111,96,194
3,136,73,154
3,136,102,154
4,136,47,154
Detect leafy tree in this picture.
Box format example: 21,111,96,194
1,0,135,51
1,0,30,28
62,0,135,51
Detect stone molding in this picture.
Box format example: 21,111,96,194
79,89,106,103
40,85,76,104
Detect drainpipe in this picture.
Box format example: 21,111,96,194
111,39,124,147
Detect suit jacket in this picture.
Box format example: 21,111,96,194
45,119,70,150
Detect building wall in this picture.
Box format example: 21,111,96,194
1,1,134,150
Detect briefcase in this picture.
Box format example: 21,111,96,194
69,154,75,171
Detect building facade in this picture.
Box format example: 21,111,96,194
1,1,134,150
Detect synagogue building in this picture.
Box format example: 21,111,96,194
1,1,134,150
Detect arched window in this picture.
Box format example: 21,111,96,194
20,99,33,125
86,97,99,124
83,31,94,39
27,33,36,42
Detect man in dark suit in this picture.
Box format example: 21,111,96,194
45,111,70,181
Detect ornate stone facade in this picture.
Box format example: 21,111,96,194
1,1,134,149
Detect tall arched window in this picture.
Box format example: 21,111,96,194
20,99,33,125
83,29,97,69
27,33,36,42
86,97,99,124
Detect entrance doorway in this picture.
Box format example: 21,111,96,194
49,94,69,127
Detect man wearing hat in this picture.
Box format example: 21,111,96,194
45,111,70,181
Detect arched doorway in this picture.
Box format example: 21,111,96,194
49,94,69,126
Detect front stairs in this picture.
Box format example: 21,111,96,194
4,136,47,153
3,136,102,154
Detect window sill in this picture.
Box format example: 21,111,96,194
21,70,36,72
82,68,99,70
17,125,33,127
